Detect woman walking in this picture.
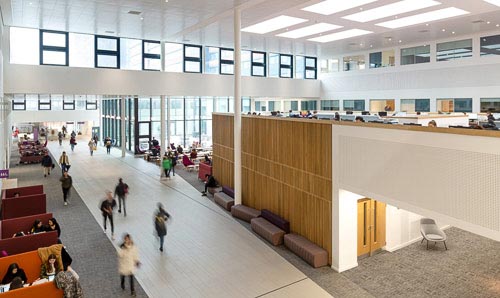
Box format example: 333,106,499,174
59,151,70,174
88,138,96,156
118,234,140,297
69,136,77,152
59,171,72,206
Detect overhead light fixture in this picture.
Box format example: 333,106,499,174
483,0,500,7
242,15,308,34
308,29,373,43
302,0,378,16
376,7,469,29
276,23,342,39
343,0,441,23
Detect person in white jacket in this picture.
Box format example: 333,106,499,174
118,234,140,297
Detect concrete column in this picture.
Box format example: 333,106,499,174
234,8,242,206
98,96,103,146
160,95,166,177
167,96,171,147
121,96,126,157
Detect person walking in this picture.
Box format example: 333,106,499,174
88,138,96,156
59,151,70,174
105,137,112,154
162,156,172,179
114,178,129,216
154,203,171,252
69,136,77,152
118,234,140,297
41,151,53,177
58,131,63,146
170,152,178,177
59,171,72,206
100,191,116,240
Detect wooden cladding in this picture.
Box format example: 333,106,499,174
242,117,332,263
212,113,332,264
212,114,235,188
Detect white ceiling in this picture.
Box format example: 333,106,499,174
1,0,500,57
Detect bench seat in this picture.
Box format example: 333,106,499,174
214,192,234,211
231,205,261,223
284,233,328,268
208,186,222,195
251,217,285,246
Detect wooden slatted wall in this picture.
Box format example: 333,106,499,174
212,113,234,188
241,116,332,264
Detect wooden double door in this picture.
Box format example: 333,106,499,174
357,198,386,257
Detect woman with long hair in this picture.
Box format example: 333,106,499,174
118,234,140,296
40,254,60,279
1,263,27,284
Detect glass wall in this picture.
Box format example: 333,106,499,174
369,50,395,68
164,43,183,72
437,98,472,113
401,45,430,65
480,34,500,56
320,100,340,111
343,100,365,111
436,39,472,61
400,99,430,113
11,94,99,111
320,59,339,73
205,47,219,74
344,55,365,71
480,98,500,112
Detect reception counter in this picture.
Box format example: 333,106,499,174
383,115,469,127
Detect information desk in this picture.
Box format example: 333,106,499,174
383,115,469,127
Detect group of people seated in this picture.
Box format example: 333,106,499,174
1,247,81,295
12,218,61,241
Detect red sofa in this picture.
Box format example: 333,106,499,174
2,194,47,220
1,213,53,239
4,185,44,198
0,231,58,256
198,162,212,182
0,250,63,297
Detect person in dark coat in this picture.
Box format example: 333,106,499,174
41,151,53,177
154,203,170,252
114,178,129,216
2,263,27,284
201,174,218,196
101,191,117,240
59,171,73,206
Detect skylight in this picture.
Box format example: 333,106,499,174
242,16,308,34
343,0,441,23
308,29,373,43
302,0,378,16
376,7,469,29
277,23,343,39
483,0,500,7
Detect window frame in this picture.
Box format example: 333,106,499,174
40,29,69,66
305,56,317,79
142,40,161,71
63,97,75,110
279,54,293,78
38,96,51,110
86,99,98,110
12,95,26,111
95,35,120,69
251,51,267,77
183,44,202,73
219,48,234,75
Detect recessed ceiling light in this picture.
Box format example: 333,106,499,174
140,17,144,20
399,40,402,43
242,15,308,34
302,0,378,16
360,43,363,46
376,7,469,29
487,21,491,24
343,0,440,23
442,28,446,31
497,24,500,27
308,29,373,43
425,23,429,26
452,31,455,34
276,23,343,39
370,44,373,47
483,0,500,8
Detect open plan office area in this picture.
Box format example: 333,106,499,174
1,0,500,297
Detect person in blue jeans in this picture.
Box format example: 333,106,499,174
154,203,170,252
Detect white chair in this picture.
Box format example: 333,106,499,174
420,218,447,250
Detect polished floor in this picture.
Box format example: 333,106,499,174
46,140,332,298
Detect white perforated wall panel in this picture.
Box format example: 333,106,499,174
333,126,500,241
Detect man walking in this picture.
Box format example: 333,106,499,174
59,171,72,206
114,178,129,216
105,137,112,154
41,151,53,177
100,191,117,240
154,203,170,252
59,151,70,174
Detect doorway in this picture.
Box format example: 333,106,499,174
357,198,386,258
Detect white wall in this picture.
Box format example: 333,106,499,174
11,110,99,124
385,205,448,252
332,189,364,272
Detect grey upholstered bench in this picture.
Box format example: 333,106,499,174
250,217,285,246
208,186,222,195
214,192,234,211
284,233,328,268
231,205,261,222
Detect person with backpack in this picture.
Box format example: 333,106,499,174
41,151,53,177
154,203,170,252
114,178,129,216
105,137,112,154
100,191,116,240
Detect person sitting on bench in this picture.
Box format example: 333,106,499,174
201,174,217,196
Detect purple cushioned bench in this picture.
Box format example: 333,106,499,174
261,209,290,234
